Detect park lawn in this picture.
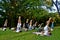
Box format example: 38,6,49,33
0,26,60,40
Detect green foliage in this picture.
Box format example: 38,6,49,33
0,0,43,27
0,0,60,27
43,0,52,7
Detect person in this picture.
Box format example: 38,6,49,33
23,23,25,29
33,18,52,36
38,23,43,32
2,19,8,31
33,23,44,36
29,20,33,30
23,23,27,31
33,21,37,29
43,17,52,36
16,16,22,32
50,18,54,31
25,19,29,30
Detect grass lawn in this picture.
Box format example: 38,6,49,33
0,26,60,40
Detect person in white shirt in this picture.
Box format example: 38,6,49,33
16,16,22,32
33,18,52,36
43,17,52,36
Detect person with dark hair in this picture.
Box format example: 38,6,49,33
25,19,29,30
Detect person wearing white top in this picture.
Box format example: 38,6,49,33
16,16,22,32
44,25,49,36
44,18,52,36
33,18,52,36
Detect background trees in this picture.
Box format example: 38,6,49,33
0,0,60,27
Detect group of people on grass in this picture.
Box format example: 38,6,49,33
33,17,54,36
2,16,54,36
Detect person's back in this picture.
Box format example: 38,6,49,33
29,20,33,30
16,16,22,32
43,18,52,36
2,19,8,31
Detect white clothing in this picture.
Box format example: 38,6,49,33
16,23,21,32
44,25,49,35
44,25,48,31
33,32,42,35
17,23,21,27
4,22,7,26
3,28,6,31
29,25,32,30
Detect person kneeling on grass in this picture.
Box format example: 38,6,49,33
2,19,8,31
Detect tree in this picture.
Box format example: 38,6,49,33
52,0,60,15
0,0,43,27
43,0,60,15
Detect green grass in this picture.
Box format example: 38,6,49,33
0,26,60,40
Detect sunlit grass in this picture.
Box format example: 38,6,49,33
0,26,60,40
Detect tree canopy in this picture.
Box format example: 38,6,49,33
0,0,60,27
